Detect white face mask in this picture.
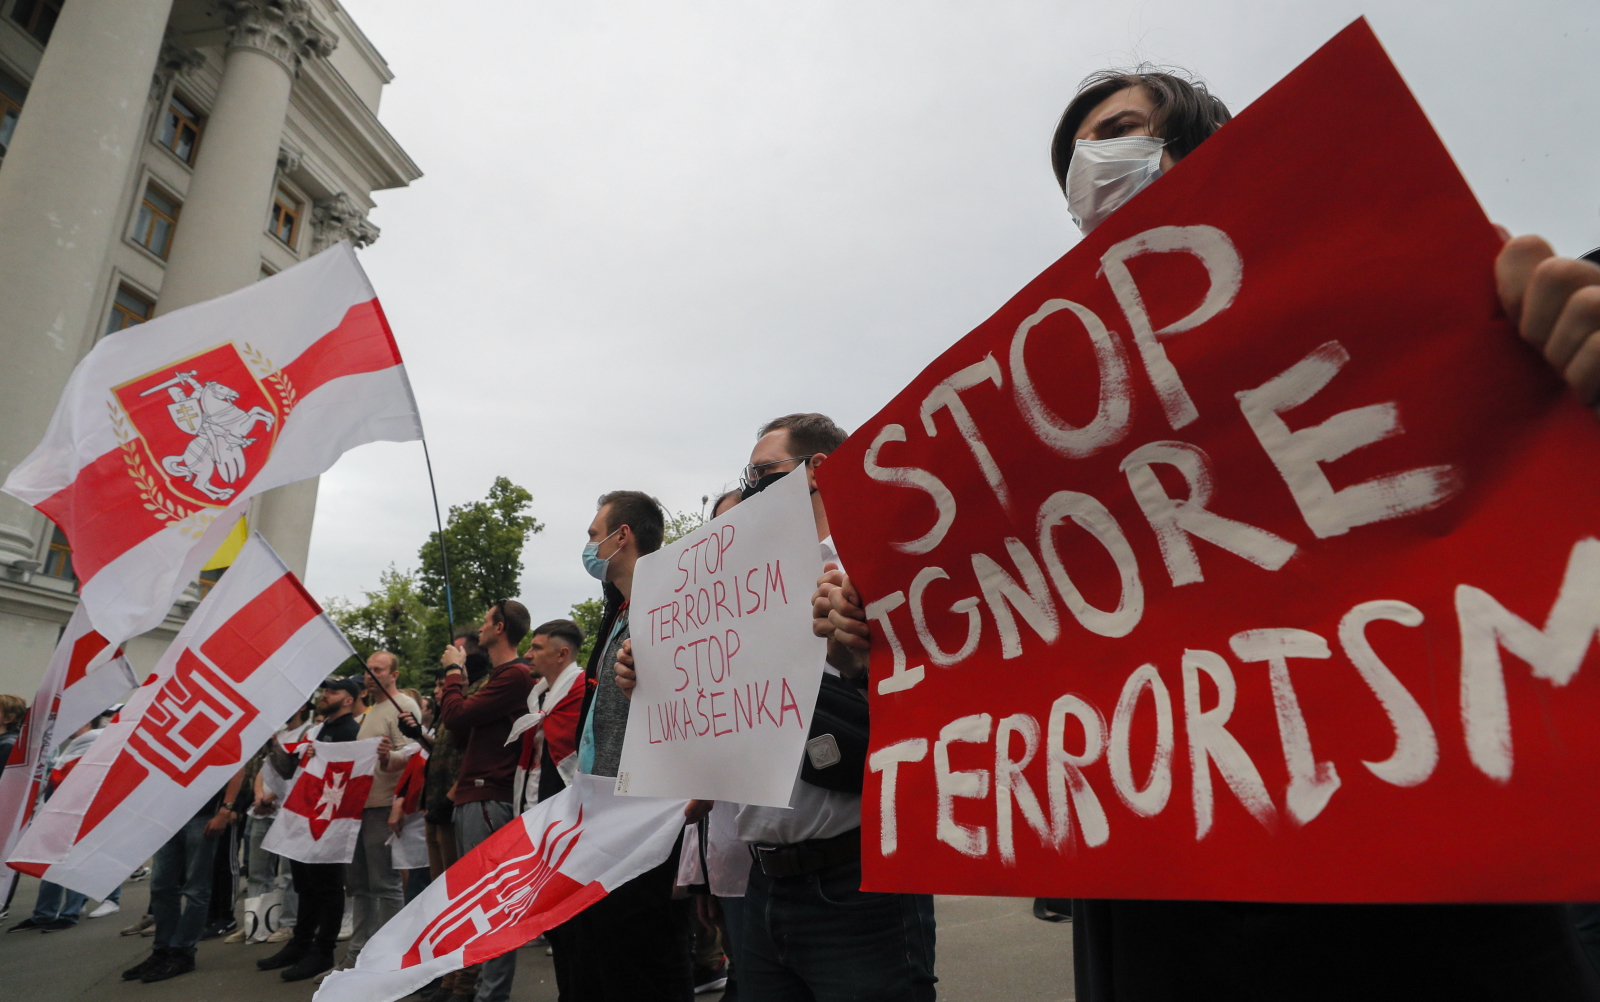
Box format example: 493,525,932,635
1065,135,1166,236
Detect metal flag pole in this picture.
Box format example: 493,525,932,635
421,437,456,628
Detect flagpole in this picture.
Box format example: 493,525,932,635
421,438,456,628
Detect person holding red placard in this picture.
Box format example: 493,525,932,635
813,64,1600,1002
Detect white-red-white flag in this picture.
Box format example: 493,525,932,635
315,774,688,1002
262,737,380,864
0,605,137,900
5,533,354,898
2,243,421,644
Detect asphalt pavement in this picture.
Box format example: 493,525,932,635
0,875,1074,1001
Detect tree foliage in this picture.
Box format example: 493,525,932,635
570,597,604,666
325,565,435,689
663,509,705,545
326,478,544,689
418,476,543,634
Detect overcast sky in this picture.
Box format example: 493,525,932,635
311,0,1599,629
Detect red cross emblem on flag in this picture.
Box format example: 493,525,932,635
283,759,364,840
404,811,586,968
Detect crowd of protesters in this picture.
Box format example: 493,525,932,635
7,57,1600,1002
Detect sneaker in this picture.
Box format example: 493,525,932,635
88,899,121,919
127,865,151,881
8,916,44,932
281,951,336,982
257,940,309,971
337,911,353,941
123,950,167,981
224,927,248,944
141,951,196,983
39,917,77,932
120,913,156,936
694,957,729,994
202,917,237,940
265,926,294,943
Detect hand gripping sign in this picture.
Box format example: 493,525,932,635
7,534,354,898
616,470,826,807
817,20,1600,903
315,775,688,1002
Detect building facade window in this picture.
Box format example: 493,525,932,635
156,93,203,164
133,183,179,258
198,567,224,597
105,285,153,335
9,0,61,45
0,71,25,160
42,526,74,583
269,190,301,248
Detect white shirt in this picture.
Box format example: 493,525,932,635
736,536,863,845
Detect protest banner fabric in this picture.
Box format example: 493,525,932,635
0,606,136,901
315,774,688,1002
263,738,381,865
616,470,826,806
2,242,421,645
817,20,1600,902
7,534,354,898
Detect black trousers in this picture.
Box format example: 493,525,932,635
288,860,345,956
554,835,691,1002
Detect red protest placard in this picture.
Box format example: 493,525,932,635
818,19,1600,903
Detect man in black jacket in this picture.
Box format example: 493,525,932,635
255,676,364,983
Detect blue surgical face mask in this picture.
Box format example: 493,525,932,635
582,526,623,581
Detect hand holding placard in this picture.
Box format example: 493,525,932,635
615,471,825,807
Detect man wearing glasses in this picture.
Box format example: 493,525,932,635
735,413,938,1002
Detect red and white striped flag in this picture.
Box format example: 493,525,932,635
262,737,380,865
0,604,137,901
315,775,687,1002
1,243,420,644
6,533,354,898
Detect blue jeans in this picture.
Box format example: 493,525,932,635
31,880,119,923
151,810,219,957
455,801,517,1002
741,853,937,1002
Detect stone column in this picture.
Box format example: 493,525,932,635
155,0,335,309
0,0,175,569
155,0,336,579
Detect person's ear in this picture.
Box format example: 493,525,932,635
806,453,827,486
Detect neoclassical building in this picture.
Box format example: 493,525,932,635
0,0,420,697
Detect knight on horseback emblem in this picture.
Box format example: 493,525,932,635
112,342,290,515
137,371,277,501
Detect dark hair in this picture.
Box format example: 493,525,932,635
711,489,742,518
532,618,584,654
489,599,531,646
758,413,848,458
1050,67,1231,190
597,490,666,555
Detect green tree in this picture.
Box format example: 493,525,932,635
569,596,604,666
663,509,705,545
325,565,437,689
418,476,543,646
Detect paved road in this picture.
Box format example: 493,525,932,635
0,875,1074,1001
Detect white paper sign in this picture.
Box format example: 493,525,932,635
616,470,825,806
